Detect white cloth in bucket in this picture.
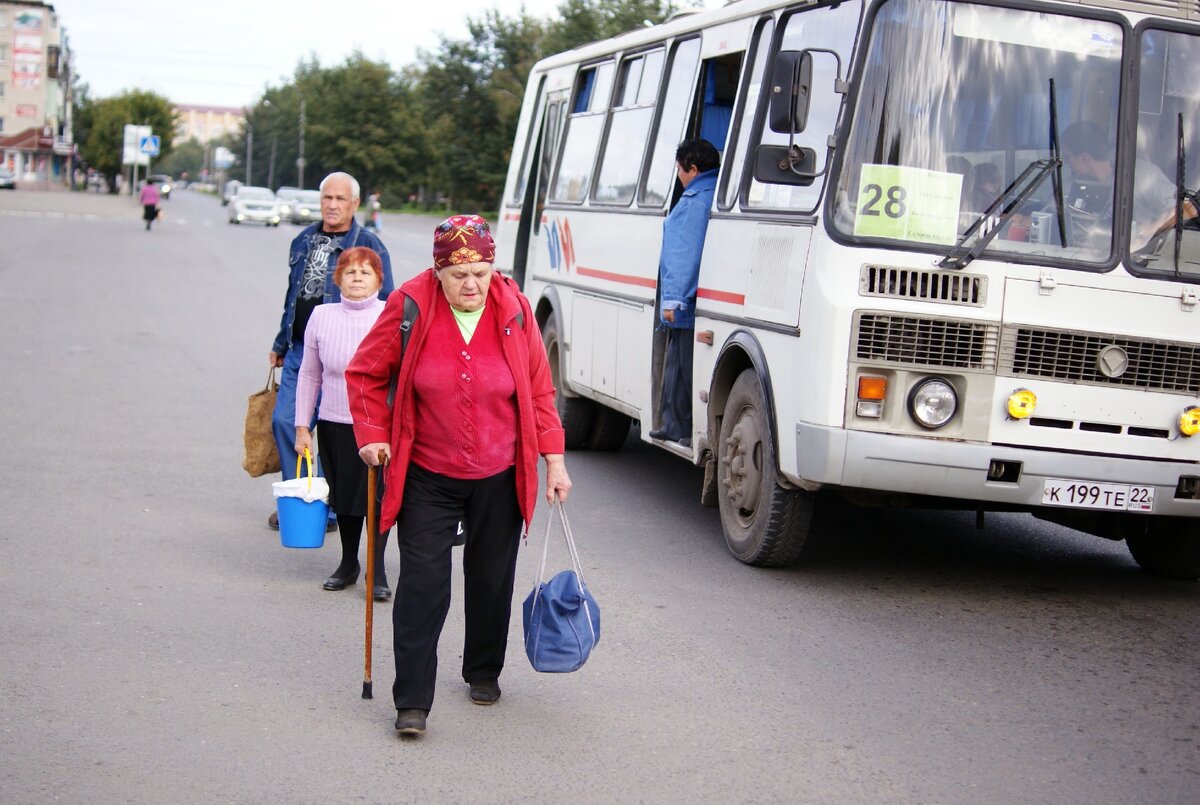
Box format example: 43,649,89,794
272,476,329,504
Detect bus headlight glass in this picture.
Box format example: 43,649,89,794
1180,406,1200,437
908,378,957,429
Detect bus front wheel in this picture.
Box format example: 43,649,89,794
716,369,812,566
542,318,595,449
1124,516,1200,579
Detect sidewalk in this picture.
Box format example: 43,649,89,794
0,187,140,218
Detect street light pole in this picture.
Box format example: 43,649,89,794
245,122,253,185
297,97,306,189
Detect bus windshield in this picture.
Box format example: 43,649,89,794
832,0,1124,267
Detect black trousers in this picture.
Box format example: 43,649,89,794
392,464,523,712
660,326,694,440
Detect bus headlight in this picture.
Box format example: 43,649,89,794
908,377,957,429
1006,388,1037,420
1180,406,1200,437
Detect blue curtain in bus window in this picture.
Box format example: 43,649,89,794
700,69,732,151
573,71,596,114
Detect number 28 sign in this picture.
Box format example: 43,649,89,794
853,164,963,246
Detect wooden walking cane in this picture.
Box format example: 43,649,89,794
362,450,386,699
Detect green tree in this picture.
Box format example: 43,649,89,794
157,137,205,179
542,0,677,54
75,89,175,193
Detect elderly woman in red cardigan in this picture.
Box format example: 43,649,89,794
347,214,572,737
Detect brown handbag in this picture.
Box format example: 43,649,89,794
243,367,281,477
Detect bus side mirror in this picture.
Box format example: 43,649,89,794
768,50,813,134
753,144,817,186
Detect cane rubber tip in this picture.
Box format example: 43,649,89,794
362,681,373,699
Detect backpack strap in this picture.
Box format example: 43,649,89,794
386,294,420,409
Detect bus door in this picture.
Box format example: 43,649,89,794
650,32,746,434
508,83,570,287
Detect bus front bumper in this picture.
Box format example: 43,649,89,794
793,423,1200,518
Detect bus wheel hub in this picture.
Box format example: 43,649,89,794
722,416,762,513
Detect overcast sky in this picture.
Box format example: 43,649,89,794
51,0,719,109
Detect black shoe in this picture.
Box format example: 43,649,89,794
322,563,360,591
395,709,427,735
648,428,669,440
325,519,337,533
268,511,279,530
679,437,692,448
373,584,391,602
469,680,501,706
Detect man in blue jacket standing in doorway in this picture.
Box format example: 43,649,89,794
650,139,720,448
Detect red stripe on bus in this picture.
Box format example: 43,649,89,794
575,266,658,288
503,212,521,221
697,288,746,305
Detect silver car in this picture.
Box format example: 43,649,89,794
275,186,303,220
227,186,281,226
0,167,15,190
289,190,322,225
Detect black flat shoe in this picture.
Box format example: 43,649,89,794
469,679,501,705
373,585,391,602
322,563,360,591
395,708,427,735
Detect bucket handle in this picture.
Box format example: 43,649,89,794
295,448,315,492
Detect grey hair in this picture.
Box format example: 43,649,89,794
319,172,360,200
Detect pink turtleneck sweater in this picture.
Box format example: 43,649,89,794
296,295,386,425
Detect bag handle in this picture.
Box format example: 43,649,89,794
295,447,315,492
265,365,278,391
532,499,587,589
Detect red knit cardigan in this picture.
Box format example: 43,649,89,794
346,269,565,532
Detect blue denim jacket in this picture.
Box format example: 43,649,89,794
658,168,718,330
271,217,395,356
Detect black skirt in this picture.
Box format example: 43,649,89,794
316,420,371,516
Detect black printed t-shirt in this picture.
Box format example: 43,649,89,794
291,230,345,344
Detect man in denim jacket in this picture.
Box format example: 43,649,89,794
267,171,395,529
650,139,719,447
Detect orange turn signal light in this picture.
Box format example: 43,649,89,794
858,376,888,401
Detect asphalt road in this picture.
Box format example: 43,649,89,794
1,188,1198,803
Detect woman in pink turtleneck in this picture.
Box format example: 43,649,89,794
294,246,391,599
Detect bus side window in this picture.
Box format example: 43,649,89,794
745,1,859,211
639,38,702,208
533,98,566,235
552,61,616,203
721,16,775,210
694,53,744,157
594,49,666,205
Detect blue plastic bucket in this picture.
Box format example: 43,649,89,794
277,496,329,549
275,449,329,549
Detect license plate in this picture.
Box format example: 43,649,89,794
1041,479,1154,513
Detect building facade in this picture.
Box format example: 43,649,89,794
0,0,72,184
174,104,243,145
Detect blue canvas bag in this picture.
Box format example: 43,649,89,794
522,501,600,673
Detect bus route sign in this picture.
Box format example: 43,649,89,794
853,164,962,245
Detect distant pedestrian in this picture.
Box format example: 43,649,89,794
364,190,382,232
139,179,160,231
347,214,572,737
294,246,392,600
267,171,394,531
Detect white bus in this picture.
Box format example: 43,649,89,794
495,0,1200,578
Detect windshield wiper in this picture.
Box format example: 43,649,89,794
940,79,1066,269
938,157,1062,269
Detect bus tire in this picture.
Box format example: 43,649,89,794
1124,516,1200,580
588,407,631,451
717,369,812,566
542,318,594,449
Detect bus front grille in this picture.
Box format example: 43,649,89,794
854,313,1000,370
999,326,1200,394
859,265,986,307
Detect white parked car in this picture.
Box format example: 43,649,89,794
275,186,303,220
227,186,281,226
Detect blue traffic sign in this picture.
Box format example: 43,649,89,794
139,135,160,156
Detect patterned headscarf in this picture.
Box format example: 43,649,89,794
432,214,496,268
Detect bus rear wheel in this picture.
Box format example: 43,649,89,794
542,318,595,449
1124,516,1200,579
716,369,812,566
